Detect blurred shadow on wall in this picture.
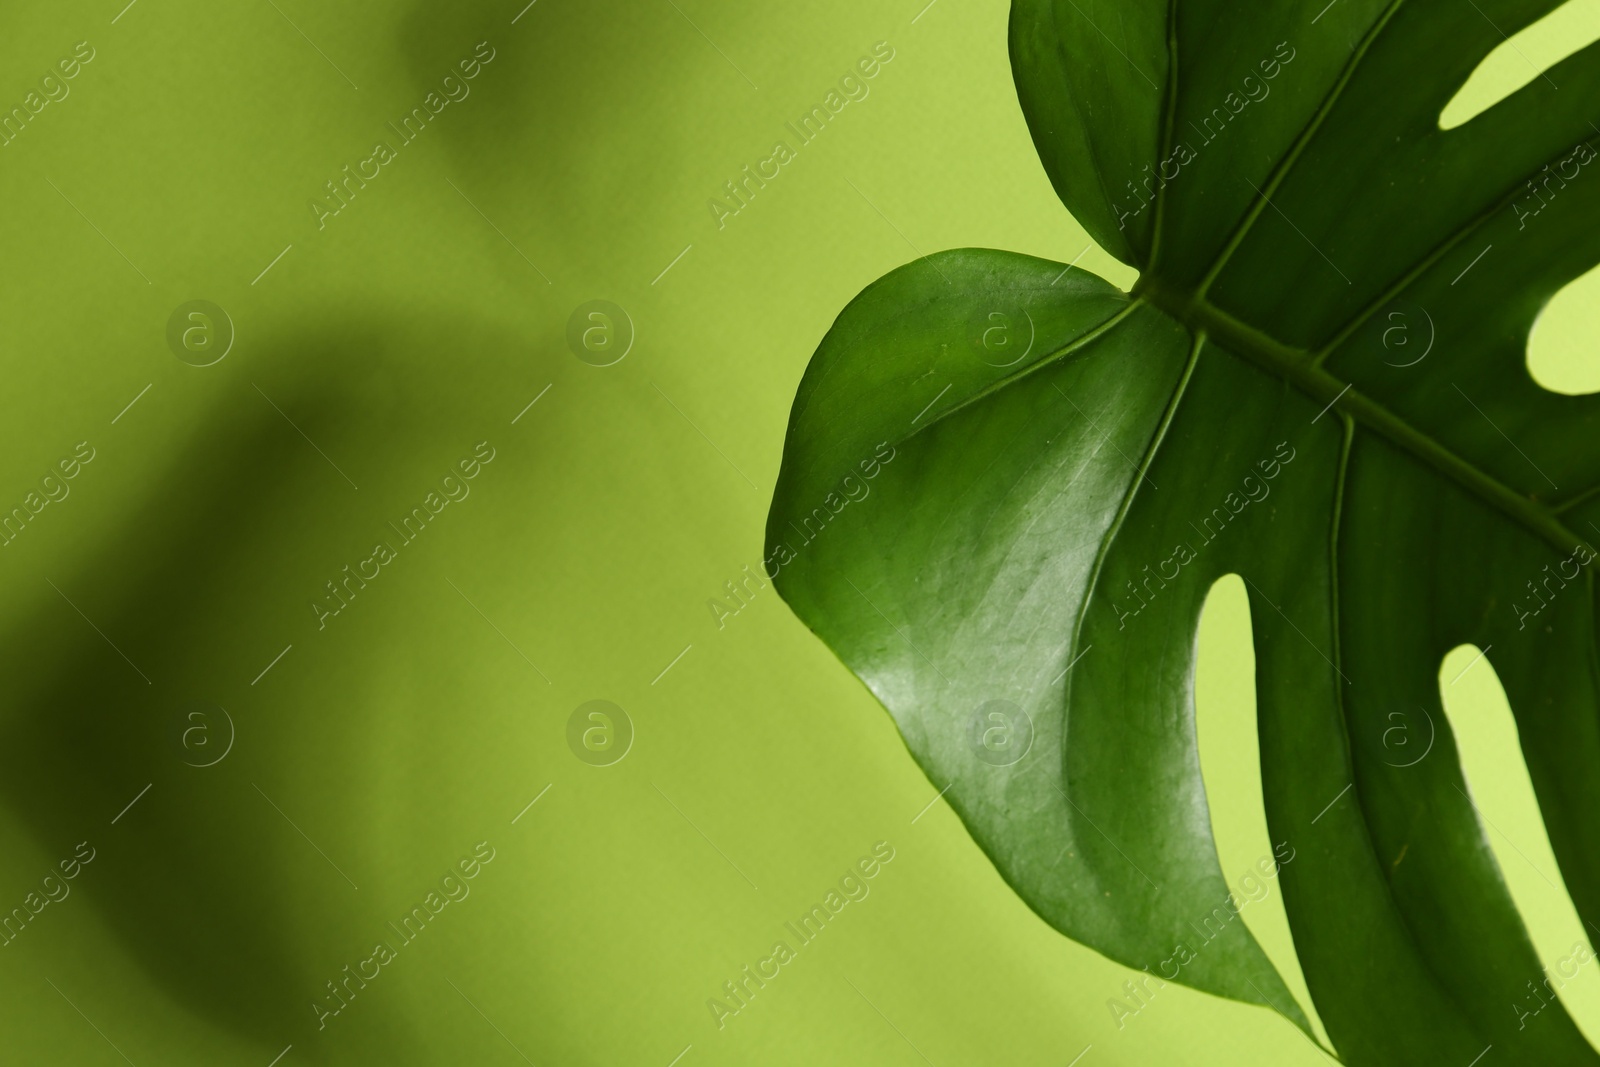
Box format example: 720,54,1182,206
0,381,330,1049
395,0,765,278
0,308,522,1060
0,0,774,1055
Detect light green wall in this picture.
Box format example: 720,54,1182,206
0,1,1589,1063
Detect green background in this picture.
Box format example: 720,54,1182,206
0,0,1597,1062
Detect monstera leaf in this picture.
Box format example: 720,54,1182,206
767,1,1600,1062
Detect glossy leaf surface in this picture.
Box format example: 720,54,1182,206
768,2,1600,1061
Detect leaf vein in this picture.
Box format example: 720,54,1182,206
1194,0,1409,297
1061,328,1205,736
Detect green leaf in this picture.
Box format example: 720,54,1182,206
767,2,1600,1061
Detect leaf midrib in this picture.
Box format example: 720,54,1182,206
885,269,1581,561
1136,273,1586,558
